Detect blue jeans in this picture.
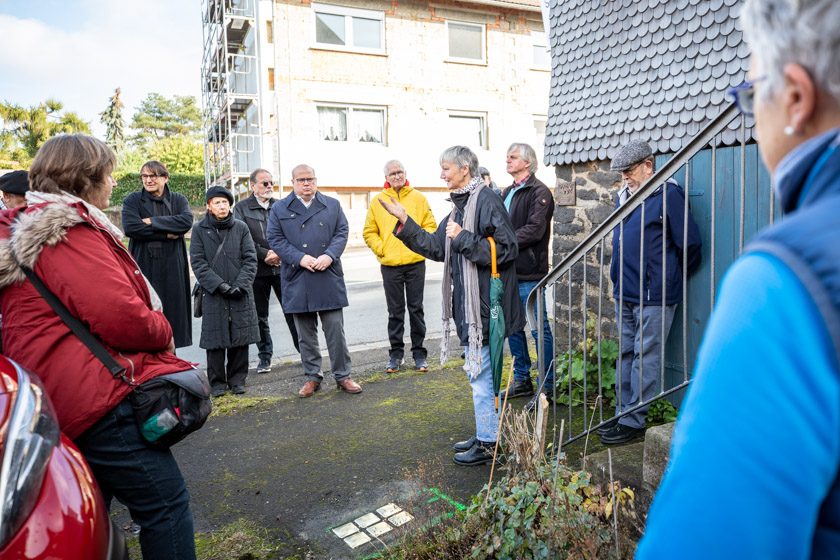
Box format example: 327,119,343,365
75,398,196,560
615,302,676,429
464,345,499,443
508,280,555,391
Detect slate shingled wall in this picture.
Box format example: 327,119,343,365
544,0,749,166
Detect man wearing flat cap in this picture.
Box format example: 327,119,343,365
600,140,702,445
0,170,29,209
190,186,259,397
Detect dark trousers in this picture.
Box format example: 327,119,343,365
253,274,299,359
206,345,249,389
76,398,196,560
294,309,351,381
381,261,427,361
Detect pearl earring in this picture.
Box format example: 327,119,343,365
784,126,795,136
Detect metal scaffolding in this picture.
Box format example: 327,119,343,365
201,0,262,196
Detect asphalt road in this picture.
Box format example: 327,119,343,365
178,249,445,369
172,361,494,559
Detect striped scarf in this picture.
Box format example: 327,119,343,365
441,176,485,378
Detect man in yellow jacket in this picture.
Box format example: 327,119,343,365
364,160,438,373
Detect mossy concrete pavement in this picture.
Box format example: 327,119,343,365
169,337,499,559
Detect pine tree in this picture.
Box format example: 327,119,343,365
0,99,90,166
100,87,126,153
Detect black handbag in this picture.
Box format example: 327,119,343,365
192,282,203,318
18,264,212,449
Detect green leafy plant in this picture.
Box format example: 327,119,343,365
555,316,618,408
465,464,636,559
380,408,641,560
645,399,678,426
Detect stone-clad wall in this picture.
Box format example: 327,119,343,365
550,161,623,345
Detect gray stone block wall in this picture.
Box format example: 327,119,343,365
551,161,622,344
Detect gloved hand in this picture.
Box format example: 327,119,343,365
227,286,245,299
218,282,233,297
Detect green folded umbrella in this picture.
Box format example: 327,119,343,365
488,238,505,408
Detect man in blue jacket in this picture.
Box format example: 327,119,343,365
602,140,701,445
267,164,362,398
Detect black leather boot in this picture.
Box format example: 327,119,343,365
499,379,535,400
453,435,476,452
453,440,496,466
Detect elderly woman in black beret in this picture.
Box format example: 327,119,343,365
0,169,29,209
190,186,259,397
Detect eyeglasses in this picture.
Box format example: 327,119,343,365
294,177,316,184
258,180,274,188
728,77,765,117
621,162,644,177
140,174,160,180
387,171,405,178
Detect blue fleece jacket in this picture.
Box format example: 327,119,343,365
637,129,840,559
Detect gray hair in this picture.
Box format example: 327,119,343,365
249,168,271,184
507,143,538,174
741,0,840,104
383,159,404,176
439,145,478,177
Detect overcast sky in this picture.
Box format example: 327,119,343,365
0,0,203,137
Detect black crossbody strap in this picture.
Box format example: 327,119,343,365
17,264,133,385
194,229,227,293
210,229,227,267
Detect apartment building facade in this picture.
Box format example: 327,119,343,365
203,0,551,239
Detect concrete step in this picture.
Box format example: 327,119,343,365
581,421,676,517
642,422,675,496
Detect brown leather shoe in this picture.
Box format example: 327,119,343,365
336,378,362,394
298,380,321,398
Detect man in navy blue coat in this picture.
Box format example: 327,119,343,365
267,164,362,398
602,140,701,445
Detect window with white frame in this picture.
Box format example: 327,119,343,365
533,116,547,136
313,3,385,53
448,112,487,149
317,104,385,143
446,21,485,63
531,31,550,69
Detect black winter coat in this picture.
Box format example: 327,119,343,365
190,214,259,350
500,175,555,281
122,186,193,347
233,195,279,278
396,186,525,345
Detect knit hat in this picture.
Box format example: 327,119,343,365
0,170,29,195
610,140,654,172
205,186,234,204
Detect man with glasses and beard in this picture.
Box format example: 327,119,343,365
234,169,300,374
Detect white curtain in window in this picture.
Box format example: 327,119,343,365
353,109,383,143
318,107,348,141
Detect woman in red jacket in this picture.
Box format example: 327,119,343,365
0,135,196,559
